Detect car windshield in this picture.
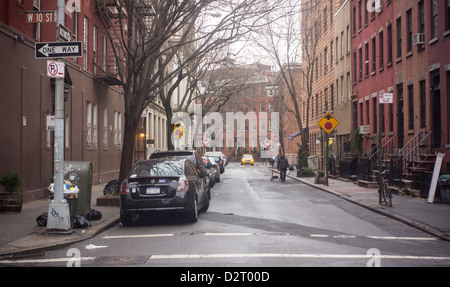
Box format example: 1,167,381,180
207,156,219,163
130,161,184,177
243,155,253,159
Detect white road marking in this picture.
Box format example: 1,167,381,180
149,253,450,261
367,236,437,241
102,234,174,239
205,233,254,236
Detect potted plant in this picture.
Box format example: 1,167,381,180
0,170,23,212
315,170,326,184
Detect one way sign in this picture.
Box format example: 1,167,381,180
35,42,82,59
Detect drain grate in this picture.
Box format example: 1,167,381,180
92,256,150,266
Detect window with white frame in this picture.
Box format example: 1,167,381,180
86,102,92,148
114,111,122,150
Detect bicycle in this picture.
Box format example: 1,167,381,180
373,169,392,207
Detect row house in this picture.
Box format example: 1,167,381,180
350,0,450,189
209,63,278,162
0,0,125,201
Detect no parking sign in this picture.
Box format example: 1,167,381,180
47,60,65,78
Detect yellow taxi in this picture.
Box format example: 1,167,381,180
241,154,254,166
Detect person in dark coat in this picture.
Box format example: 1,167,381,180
277,153,289,182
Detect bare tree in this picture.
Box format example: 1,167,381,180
95,0,284,185
251,0,323,150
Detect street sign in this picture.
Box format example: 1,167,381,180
58,24,72,42
35,42,82,59
25,11,57,23
318,113,340,134
47,61,65,79
379,92,393,104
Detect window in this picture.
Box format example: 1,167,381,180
353,5,357,34
114,111,122,150
365,0,369,26
324,47,328,74
396,17,402,58
331,41,334,67
365,42,369,77
86,102,92,148
408,84,414,130
358,0,362,30
347,72,351,99
324,7,328,31
359,47,363,80
331,84,334,110
353,51,357,82
341,75,344,101
432,0,439,39
346,25,350,53
84,17,89,69
324,88,328,111
341,31,344,58
379,31,384,68
103,108,108,149
93,26,98,74
360,102,364,125
372,37,376,73
260,102,265,112
373,97,377,133
447,0,450,30
406,9,412,53
335,37,339,63
103,33,107,72
387,23,393,63
418,1,425,34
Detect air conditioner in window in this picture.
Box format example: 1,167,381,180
322,106,328,114
413,33,425,46
359,125,370,134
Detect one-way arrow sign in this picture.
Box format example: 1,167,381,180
35,42,82,59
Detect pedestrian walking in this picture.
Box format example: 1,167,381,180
278,153,289,182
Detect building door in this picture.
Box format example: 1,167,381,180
431,71,441,148
396,84,404,148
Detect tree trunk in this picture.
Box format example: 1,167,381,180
118,117,138,188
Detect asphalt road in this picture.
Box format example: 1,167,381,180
5,162,450,269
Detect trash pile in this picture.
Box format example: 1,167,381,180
36,209,102,228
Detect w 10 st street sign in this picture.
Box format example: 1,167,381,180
35,42,82,59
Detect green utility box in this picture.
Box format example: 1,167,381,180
439,175,450,204
64,161,93,217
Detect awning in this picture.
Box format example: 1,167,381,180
288,131,301,140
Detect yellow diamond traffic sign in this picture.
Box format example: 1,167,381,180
318,113,339,134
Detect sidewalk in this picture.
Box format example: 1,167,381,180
0,184,120,258
1,172,450,259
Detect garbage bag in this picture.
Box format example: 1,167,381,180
74,215,92,228
36,212,48,226
86,209,102,221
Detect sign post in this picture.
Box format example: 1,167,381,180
318,113,340,186
45,1,75,233
378,93,393,203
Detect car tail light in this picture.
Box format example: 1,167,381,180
120,181,129,194
177,177,189,192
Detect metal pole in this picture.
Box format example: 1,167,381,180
378,98,383,204
47,0,72,232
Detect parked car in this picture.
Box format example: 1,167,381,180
205,156,221,183
241,154,254,166
202,157,216,187
205,152,225,173
120,159,210,226
150,150,210,191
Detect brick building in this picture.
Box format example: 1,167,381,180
0,0,125,201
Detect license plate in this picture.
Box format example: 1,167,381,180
146,187,160,195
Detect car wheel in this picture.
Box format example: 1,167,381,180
187,195,198,223
120,212,134,227
200,192,210,213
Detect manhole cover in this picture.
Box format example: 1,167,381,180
92,256,150,266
